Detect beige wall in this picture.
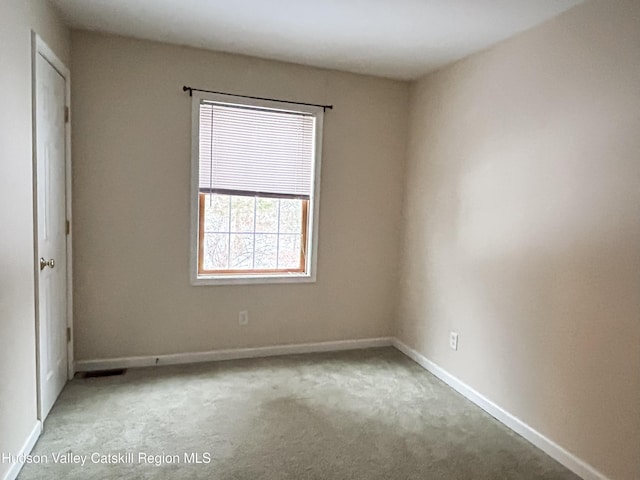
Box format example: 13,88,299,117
397,1,640,479
0,1,69,478
70,31,408,361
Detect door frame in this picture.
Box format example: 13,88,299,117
31,32,74,421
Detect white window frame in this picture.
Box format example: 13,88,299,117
190,91,323,286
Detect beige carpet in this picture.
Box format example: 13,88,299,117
18,348,580,479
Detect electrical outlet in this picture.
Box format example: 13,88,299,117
449,331,459,351
238,310,249,326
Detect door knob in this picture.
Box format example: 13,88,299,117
40,257,55,270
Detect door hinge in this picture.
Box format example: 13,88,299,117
65,219,70,235
64,106,70,124
67,327,71,343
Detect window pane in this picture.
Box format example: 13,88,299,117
230,196,255,233
199,194,307,274
203,194,230,232
278,234,301,269
279,199,302,234
230,234,254,269
254,234,278,269
202,233,229,270
255,197,279,233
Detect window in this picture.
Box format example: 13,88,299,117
190,93,323,285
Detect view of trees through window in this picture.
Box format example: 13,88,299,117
200,194,306,272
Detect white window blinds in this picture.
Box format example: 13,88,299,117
199,102,316,199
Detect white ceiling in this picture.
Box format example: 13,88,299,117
51,0,583,80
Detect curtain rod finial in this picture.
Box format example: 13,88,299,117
183,85,193,97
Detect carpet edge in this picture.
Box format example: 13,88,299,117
2,421,42,480
75,337,395,372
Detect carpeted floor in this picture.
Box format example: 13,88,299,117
18,348,580,479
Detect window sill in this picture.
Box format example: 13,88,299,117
191,273,316,286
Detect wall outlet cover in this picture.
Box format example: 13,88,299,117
449,331,459,351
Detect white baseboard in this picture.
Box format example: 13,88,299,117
76,337,394,372
391,338,610,480
3,421,42,480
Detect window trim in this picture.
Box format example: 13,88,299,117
189,91,323,286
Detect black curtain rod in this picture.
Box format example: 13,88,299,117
182,86,333,111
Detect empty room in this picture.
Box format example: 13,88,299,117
1,0,639,479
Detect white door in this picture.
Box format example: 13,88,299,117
35,52,68,420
